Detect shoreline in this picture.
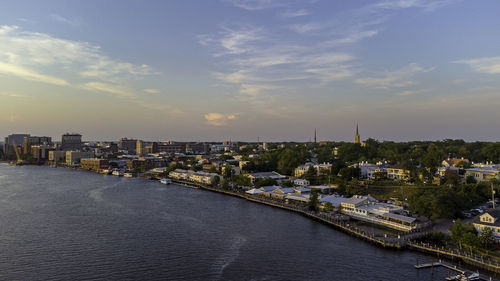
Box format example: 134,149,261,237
4,163,500,278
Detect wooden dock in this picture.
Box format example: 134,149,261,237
415,260,497,281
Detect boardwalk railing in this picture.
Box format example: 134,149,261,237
407,240,500,273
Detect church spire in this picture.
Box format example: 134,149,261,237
314,128,317,144
354,123,360,144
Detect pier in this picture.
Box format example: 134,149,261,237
414,259,497,281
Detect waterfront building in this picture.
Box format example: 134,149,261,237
23,136,52,154
61,133,82,150
465,167,500,183
81,158,109,172
65,151,94,166
126,157,167,172
31,144,52,161
473,210,500,241
270,188,295,199
48,150,66,163
309,185,337,194
319,195,346,208
340,195,420,232
3,134,30,156
119,138,138,154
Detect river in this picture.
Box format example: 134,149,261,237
0,164,456,280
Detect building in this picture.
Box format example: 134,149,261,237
23,136,52,154
247,171,286,183
119,138,138,154
465,167,500,183
294,162,332,177
31,144,52,161
136,140,144,155
169,169,221,185
340,195,419,232
442,158,469,167
81,158,109,172
386,166,410,181
49,150,66,163
126,157,167,172
357,161,388,179
3,134,30,156
61,133,82,150
353,124,366,147
473,210,500,241
294,179,310,187
158,142,187,154
66,151,94,165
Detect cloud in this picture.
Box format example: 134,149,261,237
280,9,310,18
0,61,69,86
82,82,135,98
204,113,237,126
49,14,82,26
355,63,434,88
223,0,286,10
144,88,161,94
373,0,462,12
454,56,500,74
0,25,154,85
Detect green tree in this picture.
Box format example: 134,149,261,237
479,227,495,248
254,177,278,188
308,190,319,212
235,174,251,187
220,179,229,190
211,176,220,186
280,180,294,187
323,202,333,211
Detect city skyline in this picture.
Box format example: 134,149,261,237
1,0,500,141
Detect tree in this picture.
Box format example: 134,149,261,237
254,177,278,188
308,191,319,212
441,169,460,187
220,179,229,190
211,176,220,186
479,227,495,248
323,202,333,212
280,180,294,187
466,175,476,184
450,219,465,246
235,174,251,187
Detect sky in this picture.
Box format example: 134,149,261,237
1,0,500,142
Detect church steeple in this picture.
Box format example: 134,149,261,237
354,123,360,144
314,128,317,144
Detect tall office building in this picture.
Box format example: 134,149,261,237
4,134,30,156
119,138,137,154
23,136,52,154
61,133,82,150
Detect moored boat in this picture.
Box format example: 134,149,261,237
160,178,172,185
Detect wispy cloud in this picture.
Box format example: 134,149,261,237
204,112,237,126
355,63,434,88
144,88,161,94
0,61,69,86
223,0,286,10
454,56,500,74
49,14,82,26
280,9,310,18
373,0,462,12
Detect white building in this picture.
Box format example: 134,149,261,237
294,179,310,187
